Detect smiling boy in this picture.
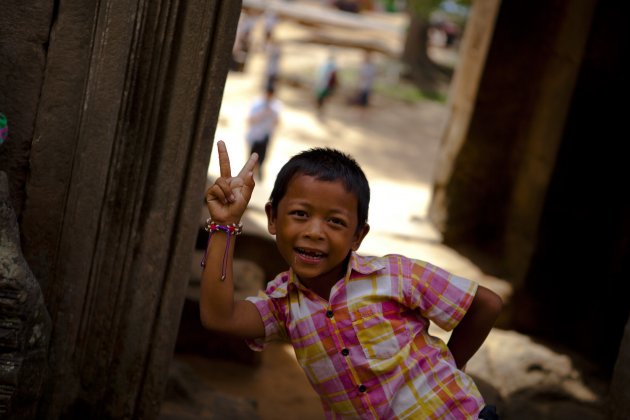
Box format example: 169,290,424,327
201,141,503,419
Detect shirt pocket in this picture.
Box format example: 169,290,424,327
352,303,410,360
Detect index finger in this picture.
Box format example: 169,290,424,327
217,140,232,178
237,152,259,179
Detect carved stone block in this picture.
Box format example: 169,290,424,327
0,172,51,418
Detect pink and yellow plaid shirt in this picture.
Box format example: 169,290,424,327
246,252,485,419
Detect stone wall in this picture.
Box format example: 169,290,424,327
514,0,630,372
430,1,630,417
0,2,53,218
0,172,51,419
611,314,630,418
0,0,242,417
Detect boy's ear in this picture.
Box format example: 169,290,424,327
265,202,277,235
352,223,370,251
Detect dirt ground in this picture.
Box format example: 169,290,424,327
159,7,560,420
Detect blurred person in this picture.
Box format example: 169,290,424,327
263,9,278,48
264,36,282,91
351,50,377,116
245,85,282,181
231,10,257,72
314,51,338,114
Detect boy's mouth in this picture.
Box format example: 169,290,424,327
294,247,326,262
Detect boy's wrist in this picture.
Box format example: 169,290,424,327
210,218,241,225
204,218,243,235
207,213,243,225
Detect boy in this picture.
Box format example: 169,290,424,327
201,141,503,419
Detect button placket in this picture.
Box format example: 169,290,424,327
324,305,365,398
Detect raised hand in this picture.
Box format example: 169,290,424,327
205,141,258,224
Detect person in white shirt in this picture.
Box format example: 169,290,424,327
245,86,282,180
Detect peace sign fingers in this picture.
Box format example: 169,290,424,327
237,151,259,182
206,140,258,223
217,140,232,178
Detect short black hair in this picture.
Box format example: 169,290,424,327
269,148,370,231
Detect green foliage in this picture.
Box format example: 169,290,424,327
374,79,447,104
407,0,443,16
338,64,447,105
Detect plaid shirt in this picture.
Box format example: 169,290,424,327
246,252,485,419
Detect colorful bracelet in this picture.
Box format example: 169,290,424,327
200,218,243,280
204,219,243,236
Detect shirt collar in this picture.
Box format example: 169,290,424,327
348,251,386,276
287,251,385,292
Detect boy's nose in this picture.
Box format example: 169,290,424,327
304,218,324,239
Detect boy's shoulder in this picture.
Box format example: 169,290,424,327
354,252,419,265
351,252,428,273
352,252,442,278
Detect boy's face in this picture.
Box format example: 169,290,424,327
266,174,369,290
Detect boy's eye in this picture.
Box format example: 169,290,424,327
328,217,346,226
290,210,308,218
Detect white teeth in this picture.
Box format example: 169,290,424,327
297,248,323,257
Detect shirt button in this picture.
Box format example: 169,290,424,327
358,384,367,393
325,310,334,318
341,348,349,356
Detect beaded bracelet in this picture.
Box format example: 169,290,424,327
204,219,243,236
200,218,243,280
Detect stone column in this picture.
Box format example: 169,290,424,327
429,0,597,282
16,0,241,417
429,0,501,234
611,314,630,419
0,172,51,419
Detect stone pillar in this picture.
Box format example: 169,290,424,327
11,0,241,418
0,1,53,218
0,172,52,419
429,0,596,282
430,0,501,234
611,314,630,418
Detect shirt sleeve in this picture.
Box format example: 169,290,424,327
244,289,288,351
405,259,478,331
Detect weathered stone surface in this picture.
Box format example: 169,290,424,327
467,328,609,419
429,0,629,394
611,314,630,419
0,2,53,218
11,0,244,417
0,172,51,419
179,255,266,365
159,358,259,419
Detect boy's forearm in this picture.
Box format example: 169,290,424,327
447,286,503,369
199,232,237,331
